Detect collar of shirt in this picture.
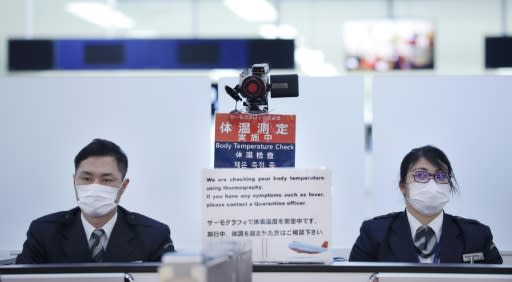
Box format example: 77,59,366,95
406,208,444,263
81,210,118,249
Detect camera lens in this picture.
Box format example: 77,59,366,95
241,76,266,98
246,81,259,94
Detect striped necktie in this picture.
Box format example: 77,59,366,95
414,225,437,258
89,229,106,262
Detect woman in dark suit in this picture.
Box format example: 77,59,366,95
349,145,502,264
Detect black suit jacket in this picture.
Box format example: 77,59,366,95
349,211,502,264
15,206,175,264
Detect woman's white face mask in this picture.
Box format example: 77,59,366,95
407,180,450,216
75,183,120,217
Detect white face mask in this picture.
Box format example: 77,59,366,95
76,183,121,217
407,181,451,216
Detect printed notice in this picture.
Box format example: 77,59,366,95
201,168,331,262
214,113,296,168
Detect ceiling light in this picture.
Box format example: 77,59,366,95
67,2,135,29
224,0,277,23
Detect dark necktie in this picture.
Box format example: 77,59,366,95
414,225,437,258
89,229,105,262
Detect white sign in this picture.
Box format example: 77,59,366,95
201,168,332,262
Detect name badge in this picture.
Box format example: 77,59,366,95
462,252,484,263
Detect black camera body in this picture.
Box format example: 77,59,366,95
225,63,298,114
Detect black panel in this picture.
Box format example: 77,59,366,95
485,36,512,68
8,39,54,71
0,262,511,275
84,44,124,65
248,39,295,69
253,263,512,274
178,42,220,65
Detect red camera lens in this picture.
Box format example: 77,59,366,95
246,81,260,94
242,77,265,97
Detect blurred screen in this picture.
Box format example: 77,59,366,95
84,44,124,65
179,42,220,65
343,20,435,71
485,36,512,68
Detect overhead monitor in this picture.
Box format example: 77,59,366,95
485,36,512,68
8,39,295,71
84,44,124,65
343,19,435,71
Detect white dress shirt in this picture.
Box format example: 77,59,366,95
81,211,118,250
406,208,443,263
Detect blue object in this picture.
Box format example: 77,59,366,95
9,38,295,71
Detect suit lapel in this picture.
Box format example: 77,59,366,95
103,210,138,261
439,214,464,263
388,212,419,262
61,209,92,262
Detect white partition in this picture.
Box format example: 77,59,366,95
218,76,366,248
0,76,212,251
372,75,512,251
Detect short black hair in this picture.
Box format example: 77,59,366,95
399,145,458,192
74,139,128,178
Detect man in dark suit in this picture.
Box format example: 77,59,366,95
16,139,175,264
349,211,502,263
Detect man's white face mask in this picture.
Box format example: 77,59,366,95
76,183,120,217
407,181,451,216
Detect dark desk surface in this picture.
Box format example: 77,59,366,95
253,262,512,274
0,263,161,274
1,262,511,275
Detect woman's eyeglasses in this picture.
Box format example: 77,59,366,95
411,171,451,184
